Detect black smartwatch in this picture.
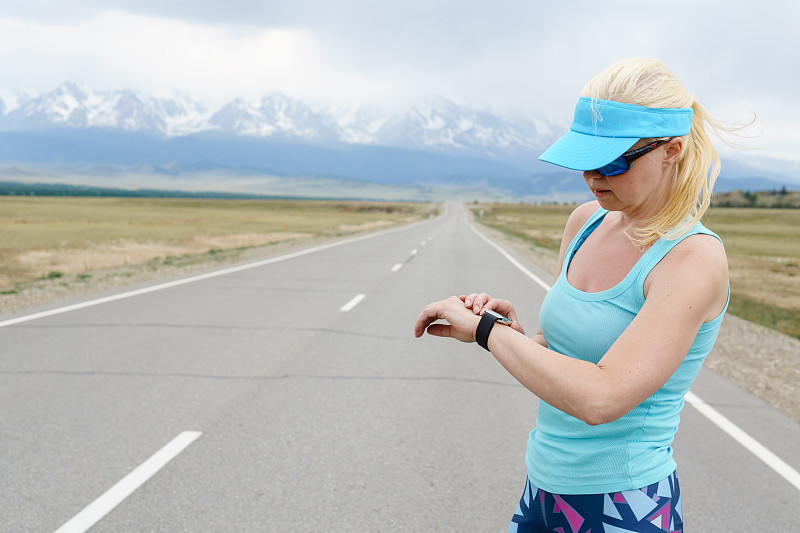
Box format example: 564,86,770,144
475,309,512,351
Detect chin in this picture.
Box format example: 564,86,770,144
591,190,616,205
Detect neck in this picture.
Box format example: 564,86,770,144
620,165,675,230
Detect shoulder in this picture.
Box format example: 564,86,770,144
562,201,601,243
647,232,729,322
569,200,601,224
554,201,603,273
663,231,727,274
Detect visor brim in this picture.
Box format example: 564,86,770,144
538,130,638,171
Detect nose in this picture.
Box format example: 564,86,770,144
583,169,602,180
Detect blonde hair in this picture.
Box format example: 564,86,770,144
581,58,743,247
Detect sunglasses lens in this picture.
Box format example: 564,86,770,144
596,158,628,176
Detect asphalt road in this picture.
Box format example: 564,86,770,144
1,203,798,532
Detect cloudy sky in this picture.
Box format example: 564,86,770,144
0,0,797,161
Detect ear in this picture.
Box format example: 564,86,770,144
662,137,684,168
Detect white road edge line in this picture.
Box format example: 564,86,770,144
340,293,366,312
53,431,202,533
391,263,403,272
410,249,418,256
685,392,800,490
0,221,424,329
467,210,800,492
468,220,552,292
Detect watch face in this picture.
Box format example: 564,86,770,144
484,309,512,324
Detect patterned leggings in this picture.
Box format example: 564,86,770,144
507,471,683,533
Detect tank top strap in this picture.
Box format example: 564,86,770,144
632,221,722,304
563,208,609,274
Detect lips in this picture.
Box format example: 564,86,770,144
592,188,612,199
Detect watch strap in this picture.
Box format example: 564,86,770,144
475,312,497,351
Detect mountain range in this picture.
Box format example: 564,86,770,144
0,82,797,200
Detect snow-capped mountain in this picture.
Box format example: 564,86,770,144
208,93,339,142
2,82,796,195
358,98,552,157
0,82,557,159
0,82,210,137
0,88,36,116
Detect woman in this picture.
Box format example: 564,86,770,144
413,59,735,533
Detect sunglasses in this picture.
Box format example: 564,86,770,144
595,138,674,176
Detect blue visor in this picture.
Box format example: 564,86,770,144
539,97,693,171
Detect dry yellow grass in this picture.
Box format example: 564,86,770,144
0,197,436,287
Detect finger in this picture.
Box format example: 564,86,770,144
413,303,442,338
511,321,526,335
472,292,491,314
414,315,437,337
483,298,501,312
428,323,475,343
425,323,454,338
485,298,517,321
463,292,480,308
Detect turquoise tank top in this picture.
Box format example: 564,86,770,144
527,208,728,494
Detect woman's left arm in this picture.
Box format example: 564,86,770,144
415,235,728,426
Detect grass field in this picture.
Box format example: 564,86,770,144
0,197,437,289
2,196,797,340
470,203,800,340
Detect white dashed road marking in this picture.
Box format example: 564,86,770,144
53,431,202,533
340,294,366,312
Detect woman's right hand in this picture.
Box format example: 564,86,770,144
460,292,526,335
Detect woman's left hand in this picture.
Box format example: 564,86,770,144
413,296,482,342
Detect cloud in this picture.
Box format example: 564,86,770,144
0,1,797,158
0,11,375,107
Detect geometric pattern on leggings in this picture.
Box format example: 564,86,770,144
507,471,683,533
